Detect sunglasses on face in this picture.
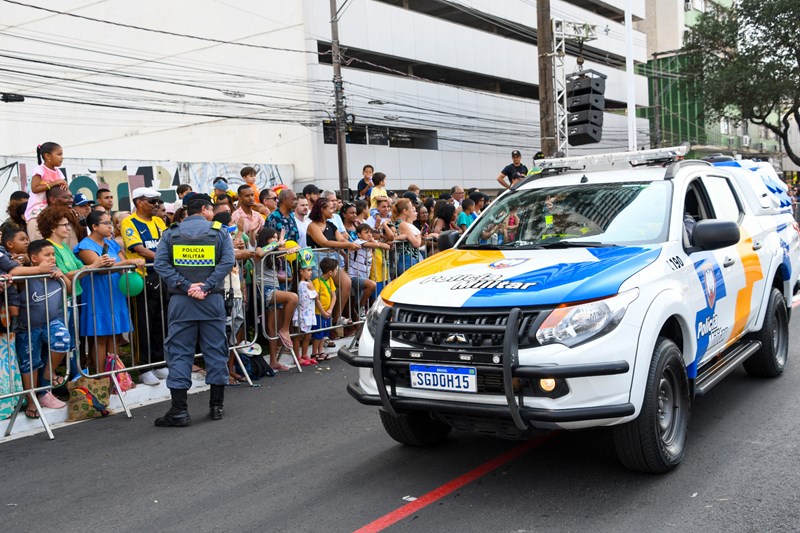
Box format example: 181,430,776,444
144,198,159,204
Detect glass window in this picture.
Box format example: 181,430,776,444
461,181,672,248
701,176,742,222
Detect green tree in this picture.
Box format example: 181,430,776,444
682,0,800,165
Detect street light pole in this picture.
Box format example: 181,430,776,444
330,0,350,201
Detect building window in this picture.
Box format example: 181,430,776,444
322,121,437,150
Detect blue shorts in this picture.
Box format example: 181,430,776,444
16,319,71,374
312,315,331,340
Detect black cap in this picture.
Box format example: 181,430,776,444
186,193,213,207
181,191,196,206
402,191,419,204
302,184,321,196
511,150,521,157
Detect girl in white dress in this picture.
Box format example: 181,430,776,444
293,266,318,365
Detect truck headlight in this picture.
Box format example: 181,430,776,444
366,298,389,337
535,289,639,347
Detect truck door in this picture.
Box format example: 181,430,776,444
683,175,745,372
700,174,765,339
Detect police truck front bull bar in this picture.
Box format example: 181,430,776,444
339,306,634,430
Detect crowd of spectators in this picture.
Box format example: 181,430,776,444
0,142,509,421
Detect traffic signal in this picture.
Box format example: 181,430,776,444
566,70,605,146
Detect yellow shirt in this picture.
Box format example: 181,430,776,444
120,212,167,274
313,276,337,314
370,185,388,209
370,248,387,282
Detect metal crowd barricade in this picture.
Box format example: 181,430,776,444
256,246,368,373
226,257,261,387
2,274,70,440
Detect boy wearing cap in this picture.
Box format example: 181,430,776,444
121,186,169,386
496,150,529,190
211,177,236,204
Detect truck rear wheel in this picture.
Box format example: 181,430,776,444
613,337,690,474
743,287,788,378
379,410,452,446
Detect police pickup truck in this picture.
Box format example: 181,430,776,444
339,145,799,473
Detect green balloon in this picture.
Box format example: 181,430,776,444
118,271,144,297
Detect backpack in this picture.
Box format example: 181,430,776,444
237,354,274,380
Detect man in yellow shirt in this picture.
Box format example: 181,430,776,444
121,187,169,386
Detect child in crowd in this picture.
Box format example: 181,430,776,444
312,257,338,361
241,166,260,204
293,262,317,366
255,227,298,371
348,224,388,318
15,240,72,418
24,142,68,224
456,198,475,233
505,205,520,242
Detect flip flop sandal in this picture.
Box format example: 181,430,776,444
316,353,331,362
278,332,293,349
323,339,336,348
24,408,40,419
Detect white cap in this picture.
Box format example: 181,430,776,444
164,202,177,214
131,187,161,200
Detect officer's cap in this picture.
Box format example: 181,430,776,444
187,193,213,208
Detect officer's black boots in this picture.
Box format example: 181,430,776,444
155,389,191,427
209,384,224,420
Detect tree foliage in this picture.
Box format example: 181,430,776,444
682,0,800,165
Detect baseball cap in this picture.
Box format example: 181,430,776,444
302,184,321,196
511,150,521,157
402,191,419,204
213,180,228,191
182,191,197,206
131,187,161,200
73,193,95,207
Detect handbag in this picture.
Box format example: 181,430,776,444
105,354,136,393
67,376,111,421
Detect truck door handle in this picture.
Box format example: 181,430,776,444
752,242,763,250
723,257,735,267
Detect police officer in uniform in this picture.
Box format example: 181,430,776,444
153,194,234,426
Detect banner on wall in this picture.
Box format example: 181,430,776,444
0,157,293,212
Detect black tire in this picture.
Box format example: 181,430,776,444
613,337,691,474
743,287,788,378
379,410,452,446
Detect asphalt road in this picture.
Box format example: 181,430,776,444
2,327,799,533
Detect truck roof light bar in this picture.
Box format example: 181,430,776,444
537,143,691,171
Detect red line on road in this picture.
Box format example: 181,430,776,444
352,433,558,533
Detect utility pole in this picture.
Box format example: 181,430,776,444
652,53,662,148
537,0,556,157
330,0,350,201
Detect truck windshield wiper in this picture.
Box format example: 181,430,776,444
459,244,501,250
539,241,617,248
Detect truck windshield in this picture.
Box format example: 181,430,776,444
461,181,672,248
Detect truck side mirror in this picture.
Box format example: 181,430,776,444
437,230,460,252
692,220,740,250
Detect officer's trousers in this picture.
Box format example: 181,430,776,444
164,294,228,390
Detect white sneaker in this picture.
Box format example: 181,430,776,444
153,367,170,379
358,306,367,319
140,370,160,386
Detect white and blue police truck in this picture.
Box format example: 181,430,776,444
340,145,800,473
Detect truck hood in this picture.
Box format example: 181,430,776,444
380,246,661,308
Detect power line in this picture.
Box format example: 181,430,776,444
1,0,325,55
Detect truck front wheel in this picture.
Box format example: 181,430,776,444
613,337,691,474
379,410,452,446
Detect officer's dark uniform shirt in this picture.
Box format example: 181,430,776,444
154,214,234,320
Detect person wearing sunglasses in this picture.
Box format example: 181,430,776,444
120,187,170,386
